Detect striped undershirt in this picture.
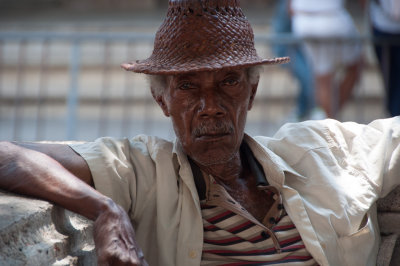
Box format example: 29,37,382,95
200,175,318,266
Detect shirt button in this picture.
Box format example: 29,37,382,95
189,250,197,259
261,231,269,239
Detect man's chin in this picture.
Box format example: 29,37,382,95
182,135,242,166
192,155,234,166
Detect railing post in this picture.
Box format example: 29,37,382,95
66,40,80,140
13,40,27,141
36,39,50,140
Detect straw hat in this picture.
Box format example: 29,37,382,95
121,0,289,75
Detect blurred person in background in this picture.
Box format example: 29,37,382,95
271,0,316,121
290,0,363,118
370,0,400,116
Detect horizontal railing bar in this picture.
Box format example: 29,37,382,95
0,63,382,71
258,34,400,45
0,95,383,106
0,32,398,45
0,32,155,41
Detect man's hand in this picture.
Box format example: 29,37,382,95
94,201,148,266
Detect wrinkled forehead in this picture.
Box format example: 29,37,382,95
167,67,249,83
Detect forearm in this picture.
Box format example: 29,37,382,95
0,141,110,221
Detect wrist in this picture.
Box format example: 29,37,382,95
91,196,118,221
93,196,126,222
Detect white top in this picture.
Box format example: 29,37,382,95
70,117,400,266
291,0,344,13
370,0,400,33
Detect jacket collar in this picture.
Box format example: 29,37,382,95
172,134,290,189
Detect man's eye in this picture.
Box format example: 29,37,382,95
178,82,194,90
222,78,239,86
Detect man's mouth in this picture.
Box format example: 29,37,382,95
192,120,234,140
196,132,230,140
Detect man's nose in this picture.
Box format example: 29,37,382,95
198,92,225,118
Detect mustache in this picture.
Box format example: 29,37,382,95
192,120,234,137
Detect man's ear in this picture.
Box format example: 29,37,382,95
151,88,170,117
248,81,258,111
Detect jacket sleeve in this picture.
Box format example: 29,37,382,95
272,116,400,198
69,137,139,214
366,117,400,197
318,117,400,198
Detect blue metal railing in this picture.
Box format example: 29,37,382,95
0,31,390,141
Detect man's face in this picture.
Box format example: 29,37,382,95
158,68,258,166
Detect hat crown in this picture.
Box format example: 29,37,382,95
121,0,290,74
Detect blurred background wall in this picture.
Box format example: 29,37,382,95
0,0,387,141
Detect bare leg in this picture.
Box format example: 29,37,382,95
338,59,363,110
316,73,334,117
315,58,362,118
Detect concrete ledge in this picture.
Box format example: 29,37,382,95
377,186,400,212
377,185,400,265
0,191,96,266
378,212,400,235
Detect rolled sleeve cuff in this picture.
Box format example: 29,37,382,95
69,141,132,213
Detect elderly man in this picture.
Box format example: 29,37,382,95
1,0,400,265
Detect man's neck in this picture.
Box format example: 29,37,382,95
196,151,243,183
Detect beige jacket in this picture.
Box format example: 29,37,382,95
70,117,400,266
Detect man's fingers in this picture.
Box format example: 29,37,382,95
129,246,148,266
98,250,143,266
96,239,147,266
93,202,147,266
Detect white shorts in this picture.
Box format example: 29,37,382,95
292,10,362,75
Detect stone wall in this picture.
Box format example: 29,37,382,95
0,191,95,266
1,186,399,265
376,186,400,266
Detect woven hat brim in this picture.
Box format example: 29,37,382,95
121,56,290,75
